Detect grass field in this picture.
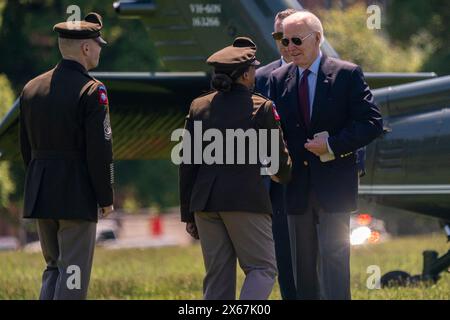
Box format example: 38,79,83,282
0,234,448,300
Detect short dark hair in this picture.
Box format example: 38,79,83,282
211,65,251,92
275,8,297,22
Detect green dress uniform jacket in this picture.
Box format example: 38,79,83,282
180,84,291,222
19,59,114,222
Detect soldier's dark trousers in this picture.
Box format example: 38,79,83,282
195,211,277,300
36,219,97,300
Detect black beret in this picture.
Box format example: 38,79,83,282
207,37,260,72
53,12,107,45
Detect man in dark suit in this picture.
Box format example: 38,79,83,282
254,8,297,300
269,11,383,300
19,13,114,299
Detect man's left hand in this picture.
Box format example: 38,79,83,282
186,222,199,240
305,137,329,157
99,205,114,219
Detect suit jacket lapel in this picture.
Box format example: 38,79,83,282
283,64,302,126
310,55,332,130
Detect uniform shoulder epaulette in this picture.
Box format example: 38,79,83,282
252,91,270,101
93,79,106,88
197,89,217,98
193,90,218,104
85,79,100,94
251,92,272,108
82,79,109,106
252,92,280,122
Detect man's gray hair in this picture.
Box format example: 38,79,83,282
282,11,324,45
275,8,298,22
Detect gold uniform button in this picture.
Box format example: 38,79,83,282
303,161,308,166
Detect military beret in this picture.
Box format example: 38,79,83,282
53,12,107,45
207,37,260,72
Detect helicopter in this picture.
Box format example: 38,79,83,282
0,0,448,287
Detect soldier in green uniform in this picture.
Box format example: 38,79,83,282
179,37,292,300
19,12,114,300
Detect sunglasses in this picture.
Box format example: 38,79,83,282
271,31,283,41
281,32,315,47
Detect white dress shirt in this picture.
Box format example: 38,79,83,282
298,51,334,155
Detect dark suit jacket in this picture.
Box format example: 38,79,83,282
19,59,114,221
255,59,287,213
179,84,292,222
269,55,383,214
255,59,282,96
258,59,368,177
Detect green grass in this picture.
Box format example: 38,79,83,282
0,234,448,300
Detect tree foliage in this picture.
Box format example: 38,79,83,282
0,0,159,90
385,0,449,75
0,74,15,209
318,4,425,72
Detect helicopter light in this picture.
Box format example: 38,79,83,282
350,226,371,245
357,213,372,226
368,231,381,244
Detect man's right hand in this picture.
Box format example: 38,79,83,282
186,222,199,240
